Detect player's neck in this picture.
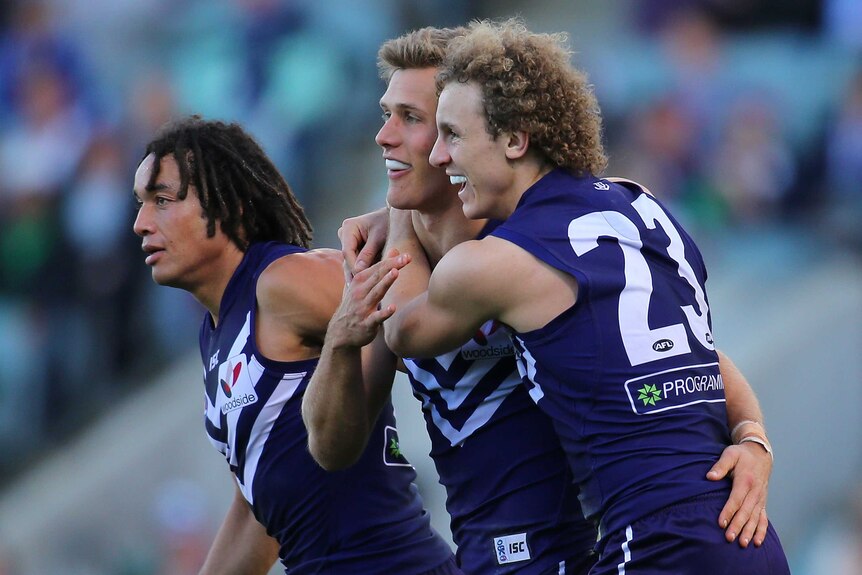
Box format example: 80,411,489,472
412,204,486,266
503,159,554,218
192,245,245,327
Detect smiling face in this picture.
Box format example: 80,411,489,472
430,81,517,220
132,153,240,299
375,67,458,212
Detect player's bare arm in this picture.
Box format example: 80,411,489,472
383,238,515,359
381,210,489,358
378,208,432,315
709,349,773,548
303,254,409,470
198,483,279,575
255,248,344,361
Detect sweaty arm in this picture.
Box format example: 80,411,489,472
199,482,278,575
709,349,774,548
382,210,502,359
302,254,410,470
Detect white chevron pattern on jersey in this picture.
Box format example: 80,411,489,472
205,311,252,432
203,311,306,505
514,338,545,404
237,355,305,504
205,312,254,467
404,321,522,446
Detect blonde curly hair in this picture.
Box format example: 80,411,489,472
437,18,607,176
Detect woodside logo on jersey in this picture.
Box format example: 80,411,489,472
461,320,515,360
218,355,258,414
220,361,242,397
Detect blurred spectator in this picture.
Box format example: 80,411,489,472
0,35,94,445
636,0,819,34
633,0,709,35
706,93,797,224
818,67,862,250
0,0,94,124
231,0,307,108
396,0,476,31
822,0,862,51
0,70,90,312
609,96,719,229
61,130,140,380
152,480,211,575
125,69,178,157
655,7,732,146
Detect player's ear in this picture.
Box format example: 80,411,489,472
504,130,530,160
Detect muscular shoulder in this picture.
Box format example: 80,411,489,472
257,248,344,340
441,235,577,332
430,237,529,317
258,248,343,301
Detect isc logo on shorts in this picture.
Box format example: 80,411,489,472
493,532,530,565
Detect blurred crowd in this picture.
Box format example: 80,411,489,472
0,0,860,572
0,0,476,482
596,1,862,242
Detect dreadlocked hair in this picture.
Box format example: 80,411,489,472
142,115,312,250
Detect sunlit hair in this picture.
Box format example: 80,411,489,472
377,26,467,81
437,18,608,176
142,115,312,250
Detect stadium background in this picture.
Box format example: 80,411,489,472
0,0,860,572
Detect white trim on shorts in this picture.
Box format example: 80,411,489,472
616,525,634,575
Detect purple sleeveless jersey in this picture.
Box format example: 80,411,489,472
491,170,789,572
200,241,455,574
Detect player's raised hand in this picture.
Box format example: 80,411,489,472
328,249,411,349
338,207,390,278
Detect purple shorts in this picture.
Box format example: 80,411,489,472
590,492,790,574
421,556,465,575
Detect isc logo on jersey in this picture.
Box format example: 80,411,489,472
493,533,531,565
217,354,258,414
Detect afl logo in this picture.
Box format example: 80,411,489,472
652,339,674,352
220,362,242,397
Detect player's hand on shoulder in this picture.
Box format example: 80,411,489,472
330,250,412,348
339,207,389,277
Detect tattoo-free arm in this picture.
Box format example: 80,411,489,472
198,482,278,575
708,350,773,548
303,332,397,470
302,255,408,469
382,237,495,359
